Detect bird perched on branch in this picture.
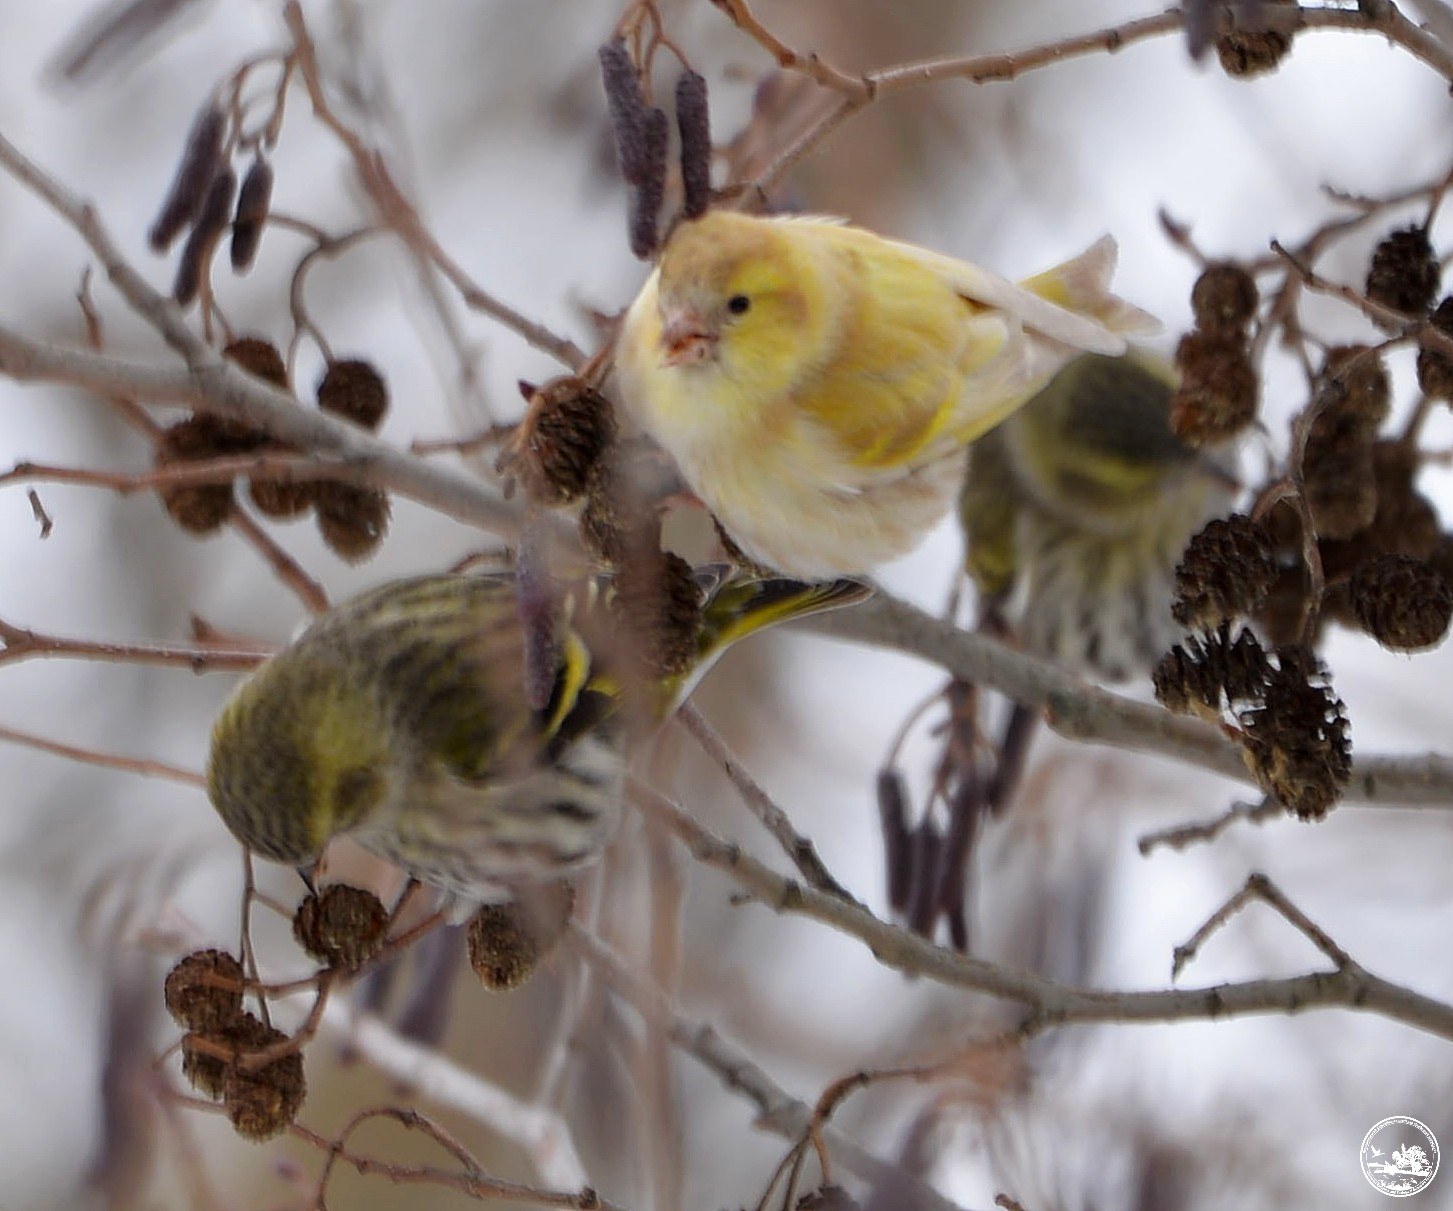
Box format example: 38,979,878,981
960,349,1236,681
206,566,866,899
879,351,1237,948
615,209,1157,578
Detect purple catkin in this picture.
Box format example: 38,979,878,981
229,157,274,271
149,101,226,252
628,108,669,258
599,39,652,186
173,166,236,306
676,70,712,219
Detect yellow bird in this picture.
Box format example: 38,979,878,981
615,210,1158,578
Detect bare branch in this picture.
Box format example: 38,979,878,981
0,322,527,540
808,592,1453,807
676,705,854,899
1172,872,1355,979
0,722,203,786
632,783,1453,1042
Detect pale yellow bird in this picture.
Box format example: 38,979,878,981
615,210,1158,578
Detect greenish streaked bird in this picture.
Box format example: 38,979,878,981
206,567,868,899
961,350,1236,680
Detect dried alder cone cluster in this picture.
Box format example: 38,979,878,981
147,86,396,562
155,337,394,560
164,945,306,1141
1155,223,1453,820
163,883,578,1138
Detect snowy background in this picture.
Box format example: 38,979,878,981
1,1,1453,1208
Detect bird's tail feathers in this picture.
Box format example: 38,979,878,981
695,571,871,662
1021,236,1161,345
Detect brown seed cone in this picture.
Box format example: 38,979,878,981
164,949,245,1032
317,359,390,431
513,378,617,505
220,1023,306,1142
246,437,316,519
1216,28,1292,77
1317,441,1438,576
1153,624,1270,717
315,483,390,562
1366,225,1440,319
1303,424,1377,541
1190,263,1258,338
155,416,239,534
1370,440,1440,561
1348,553,1453,652
1238,647,1350,821
578,450,657,566
1172,513,1277,628
1257,562,1316,648
248,470,318,519
180,1035,231,1100
292,885,389,971
1418,297,1453,400
1170,332,1258,446
1426,532,1453,591
610,550,704,680
223,337,289,389
180,1010,276,1101
467,881,577,991
1317,344,1391,431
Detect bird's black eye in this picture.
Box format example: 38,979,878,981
727,294,751,316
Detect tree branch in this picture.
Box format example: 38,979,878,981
807,592,1453,807
0,322,526,539
632,784,1453,1042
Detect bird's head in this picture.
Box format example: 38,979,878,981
205,651,391,867
651,211,823,392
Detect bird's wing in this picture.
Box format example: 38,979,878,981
884,234,1158,353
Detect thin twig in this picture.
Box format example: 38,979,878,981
227,507,330,614
0,614,266,671
0,722,203,785
1137,797,1284,856
281,3,587,372
676,704,855,899
0,321,530,542
1171,872,1355,979
743,6,1453,194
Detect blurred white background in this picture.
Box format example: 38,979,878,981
2,1,1453,1208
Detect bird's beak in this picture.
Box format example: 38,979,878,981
659,308,716,368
